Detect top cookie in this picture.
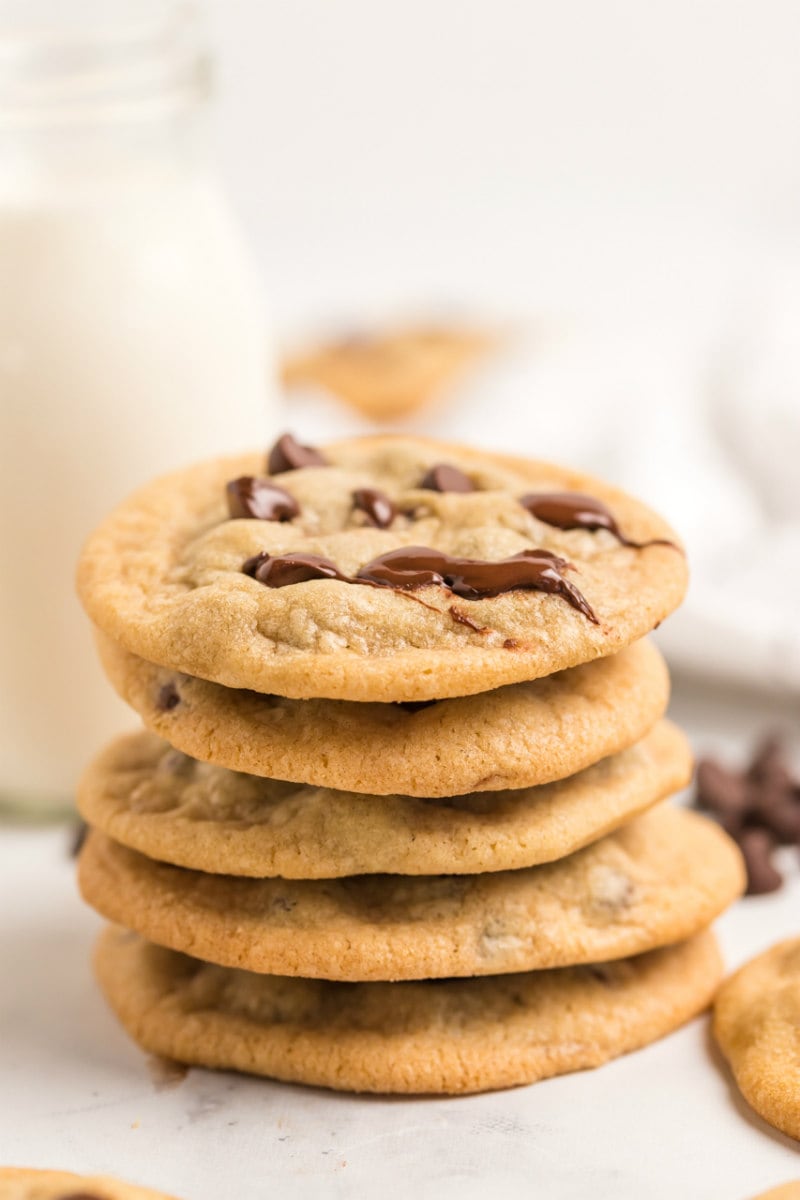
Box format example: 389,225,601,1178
77,434,686,701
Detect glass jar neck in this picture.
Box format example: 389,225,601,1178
0,1,211,198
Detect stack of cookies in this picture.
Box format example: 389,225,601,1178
75,433,745,1095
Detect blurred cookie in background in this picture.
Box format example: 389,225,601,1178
281,324,497,421
0,1167,179,1199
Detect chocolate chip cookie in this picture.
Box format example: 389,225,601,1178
78,721,690,878
77,435,686,702
93,631,670,796
714,938,800,1141
79,806,744,981
94,925,723,1095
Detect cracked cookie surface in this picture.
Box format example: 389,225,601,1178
78,721,690,878
78,436,686,701
79,807,744,981
94,925,722,1095
95,632,670,796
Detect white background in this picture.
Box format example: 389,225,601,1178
208,0,800,333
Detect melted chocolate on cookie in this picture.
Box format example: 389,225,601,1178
357,547,596,619
243,551,352,587
520,491,676,550
244,544,597,621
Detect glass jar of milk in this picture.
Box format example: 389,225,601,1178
0,1,275,816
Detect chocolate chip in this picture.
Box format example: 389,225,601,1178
243,551,270,578
69,821,88,858
244,551,350,587
419,463,475,493
695,760,748,818
267,432,327,474
747,736,795,837
226,476,299,522
58,1194,107,1200
156,682,181,712
520,491,617,534
352,487,396,528
748,736,792,791
694,737,800,894
519,490,678,550
738,827,784,895
395,699,436,714
585,963,615,985
759,798,800,843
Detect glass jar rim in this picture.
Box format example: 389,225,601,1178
0,0,211,127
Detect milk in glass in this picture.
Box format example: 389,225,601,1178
0,1,276,813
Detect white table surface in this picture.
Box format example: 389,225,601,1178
1,678,798,1200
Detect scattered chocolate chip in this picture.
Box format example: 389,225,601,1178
503,638,519,650
738,827,784,895
226,476,299,522
694,735,800,895
69,821,88,858
695,760,748,820
267,432,327,474
156,682,181,712
420,463,475,493
748,736,794,823
58,1194,107,1200
757,797,800,843
748,736,791,786
352,487,396,528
